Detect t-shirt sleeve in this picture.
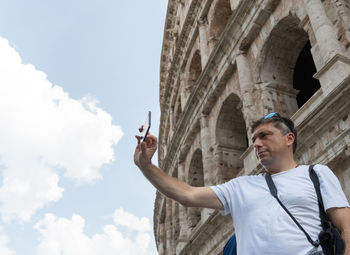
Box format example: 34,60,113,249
209,180,236,216
314,164,350,210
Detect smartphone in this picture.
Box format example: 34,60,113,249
140,111,151,141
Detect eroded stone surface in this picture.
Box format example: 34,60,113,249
156,0,350,254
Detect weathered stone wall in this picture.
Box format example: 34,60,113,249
156,0,350,254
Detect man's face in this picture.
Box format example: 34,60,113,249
251,122,290,166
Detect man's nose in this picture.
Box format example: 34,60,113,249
253,138,262,149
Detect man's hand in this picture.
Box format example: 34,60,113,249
132,126,223,210
134,127,157,169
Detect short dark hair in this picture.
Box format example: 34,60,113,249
251,114,297,153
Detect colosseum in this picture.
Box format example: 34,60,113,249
154,0,350,254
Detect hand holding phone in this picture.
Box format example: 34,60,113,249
139,111,151,141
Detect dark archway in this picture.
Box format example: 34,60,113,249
187,149,204,228
188,50,202,87
257,15,319,117
293,41,321,108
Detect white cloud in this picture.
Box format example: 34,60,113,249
113,208,151,232
0,37,123,222
0,227,15,255
34,210,157,255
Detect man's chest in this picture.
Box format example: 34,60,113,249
234,173,318,217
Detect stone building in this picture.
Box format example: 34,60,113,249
154,0,350,254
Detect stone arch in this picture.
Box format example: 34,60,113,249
256,15,320,116
258,15,308,85
215,93,247,183
208,0,232,49
187,148,204,228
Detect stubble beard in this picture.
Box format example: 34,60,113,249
258,152,274,167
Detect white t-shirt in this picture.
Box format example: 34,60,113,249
210,164,349,255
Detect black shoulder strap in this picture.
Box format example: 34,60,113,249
265,171,319,247
308,165,329,226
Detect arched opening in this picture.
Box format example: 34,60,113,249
174,95,182,125
208,0,232,49
188,50,202,87
258,15,319,117
215,94,247,183
187,149,204,228
293,41,321,108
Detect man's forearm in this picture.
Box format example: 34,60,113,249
138,162,193,206
328,207,350,255
342,229,350,255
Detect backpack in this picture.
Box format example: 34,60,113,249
223,234,237,255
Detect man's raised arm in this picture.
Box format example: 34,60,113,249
134,133,223,210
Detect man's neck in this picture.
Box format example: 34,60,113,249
265,159,298,175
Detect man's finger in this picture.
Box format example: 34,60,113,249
135,135,142,145
140,141,147,155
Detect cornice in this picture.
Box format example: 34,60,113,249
313,54,350,79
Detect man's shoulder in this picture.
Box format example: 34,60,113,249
232,174,264,185
296,164,331,174
216,174,262,187
312,164,333,174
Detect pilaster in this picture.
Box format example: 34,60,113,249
199,113,216,186
304,0,342,63
304,0,350,95
165,198,174,254
158,223,165,255
236,53,263,138
198,16,210,67
176,160,189,254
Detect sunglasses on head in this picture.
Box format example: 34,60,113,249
264,112,293,133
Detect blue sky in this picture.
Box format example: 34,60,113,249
0,1,167,254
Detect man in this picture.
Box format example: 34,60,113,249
134,112,350,254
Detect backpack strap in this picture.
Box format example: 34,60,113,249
265,171,319,247
308,165,330,228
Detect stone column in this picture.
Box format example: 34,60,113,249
176,160,189,254
236,52,263,141
304,0,342,63
198,16,210,67
304,0,350,93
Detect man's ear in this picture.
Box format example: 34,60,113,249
286,132,295,147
